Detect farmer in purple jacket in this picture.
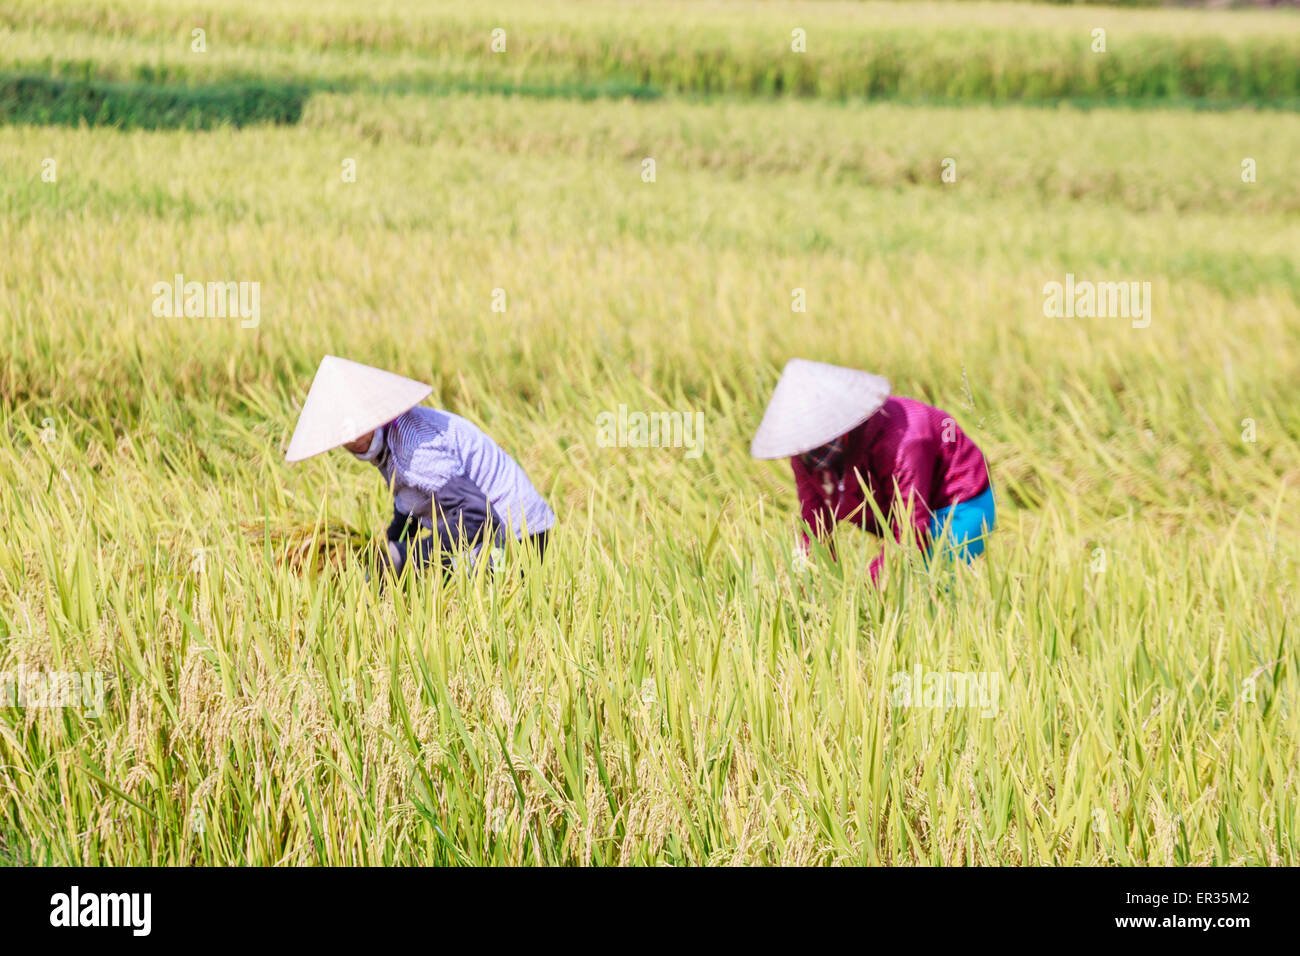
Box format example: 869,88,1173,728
285,356,555,575
751,359,993,584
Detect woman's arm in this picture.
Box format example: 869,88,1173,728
868,437,938,583
791,455,834,551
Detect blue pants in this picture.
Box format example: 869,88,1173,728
926,483,995,562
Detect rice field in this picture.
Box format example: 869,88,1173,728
0,0,1297,866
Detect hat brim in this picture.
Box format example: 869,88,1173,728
285,356,434,462
749,360,890,459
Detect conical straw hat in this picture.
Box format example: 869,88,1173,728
284,355,433,462
750,359,890,459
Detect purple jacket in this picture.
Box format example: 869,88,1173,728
791,396,989,581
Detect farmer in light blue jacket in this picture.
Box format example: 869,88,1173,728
285,356,554,574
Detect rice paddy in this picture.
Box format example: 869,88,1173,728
0,0,1297,866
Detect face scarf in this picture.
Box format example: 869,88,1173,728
801,437,845,472
352,425,387,465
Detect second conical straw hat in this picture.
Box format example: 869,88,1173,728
750,358,890,459
284,355,433,462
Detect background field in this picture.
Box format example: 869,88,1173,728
0,1,1297,865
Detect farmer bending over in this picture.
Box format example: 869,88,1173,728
285,355,554,575
750,358,993,584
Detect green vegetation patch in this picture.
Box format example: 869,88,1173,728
0,72,310,129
